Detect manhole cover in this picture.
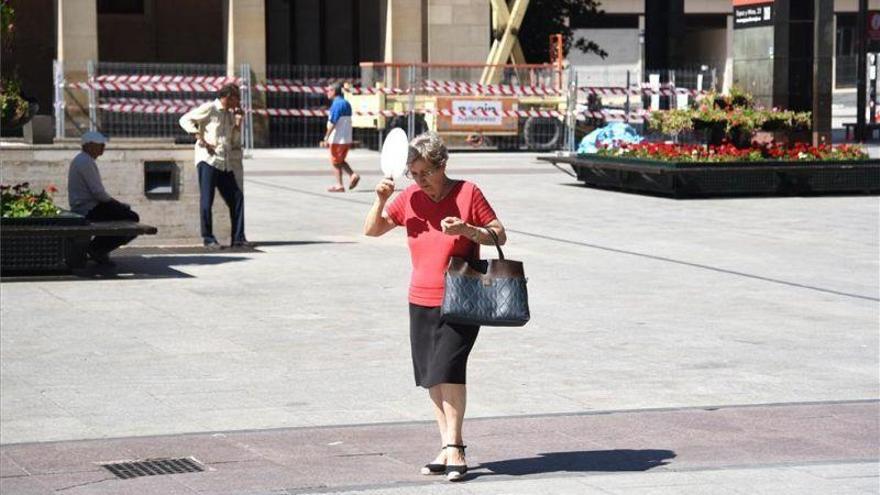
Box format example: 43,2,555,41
100,457,204,479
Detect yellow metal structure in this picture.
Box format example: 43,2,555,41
482,0,531,84
350,0,568,149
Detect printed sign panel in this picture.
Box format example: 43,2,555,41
733,2,773,29
452,100,503,126
435,97,518,133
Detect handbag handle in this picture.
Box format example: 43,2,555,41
480,227,504,261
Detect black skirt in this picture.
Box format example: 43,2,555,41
409,304,480,388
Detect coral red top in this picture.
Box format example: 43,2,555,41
386,180,497,307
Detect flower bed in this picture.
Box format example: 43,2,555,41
1,182,62,218
597,142,869,164
539,152,880,198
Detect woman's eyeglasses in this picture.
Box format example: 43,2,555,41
405,166,441,181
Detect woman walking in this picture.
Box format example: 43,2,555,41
364,132,506,481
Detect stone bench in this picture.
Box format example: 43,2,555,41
1,221,158,273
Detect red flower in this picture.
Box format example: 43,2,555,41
46,184,58,193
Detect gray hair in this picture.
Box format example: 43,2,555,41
407,131,448,168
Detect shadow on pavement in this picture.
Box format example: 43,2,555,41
1,241,351,283
2,255,251,282
252,240,354,247
77,254,252,280
471,449,676,480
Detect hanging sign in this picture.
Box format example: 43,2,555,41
733,0,774,29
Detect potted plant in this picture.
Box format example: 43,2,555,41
690,105,731,146
0,76,34,133
646,108,693,140
1,183,84,225
753,109,812,146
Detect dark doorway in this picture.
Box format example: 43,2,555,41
265,0,383,65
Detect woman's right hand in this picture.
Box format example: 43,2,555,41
375,178,395,201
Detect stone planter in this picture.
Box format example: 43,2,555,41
538,154,880,198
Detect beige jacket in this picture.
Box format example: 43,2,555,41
179,99,243,175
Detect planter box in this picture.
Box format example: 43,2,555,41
1,212,89,273
538,154,880,198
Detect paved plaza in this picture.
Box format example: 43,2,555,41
1,149,878,494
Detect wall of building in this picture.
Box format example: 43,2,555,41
685,0,731,13
98,0,224,64
1,142,228,246
598,0,880,14
599,0,644,14
682,27,728,72
385,0,424,62
569,28,640,87
427,0,489,63
836,0,880,12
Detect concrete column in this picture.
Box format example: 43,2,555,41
644,0,685,70
831,13,837,90
813,0,833,144
224,0,267,146
225,0,266,81
56,0,98,79
638,14,646,81
723,14,734,93
384,0,423,62
56,0,98,135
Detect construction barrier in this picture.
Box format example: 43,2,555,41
56,61,718,149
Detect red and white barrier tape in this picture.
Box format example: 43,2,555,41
423,80,562,96
253,108,403,117
98,103,194,114
253,108,565,118
578,109,649,122
94,74,239,85
431,108,562,118
264,77,354,86
97,99,648,122
75,81,226,92
579,86,707,96
253,82,405,95
102,97,209,106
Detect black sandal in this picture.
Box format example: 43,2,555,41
420,448,446,475
444,444,467,481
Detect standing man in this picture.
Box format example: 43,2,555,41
179,83,249,249
320,84,360,192
68,131,140,266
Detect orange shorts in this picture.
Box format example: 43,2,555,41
329,144,350,165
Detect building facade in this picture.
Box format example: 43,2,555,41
569,0,878,92
1,0,875,122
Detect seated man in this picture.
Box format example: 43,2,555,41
67,131,140,265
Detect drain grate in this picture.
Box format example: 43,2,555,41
101,457,204,479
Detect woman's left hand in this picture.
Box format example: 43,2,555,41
440,216,470,236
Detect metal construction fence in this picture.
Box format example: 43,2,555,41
54,61,718,151
262,64,364,148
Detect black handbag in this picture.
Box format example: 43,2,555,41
440,228,530,327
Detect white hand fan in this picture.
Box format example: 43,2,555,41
380,128,409,180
